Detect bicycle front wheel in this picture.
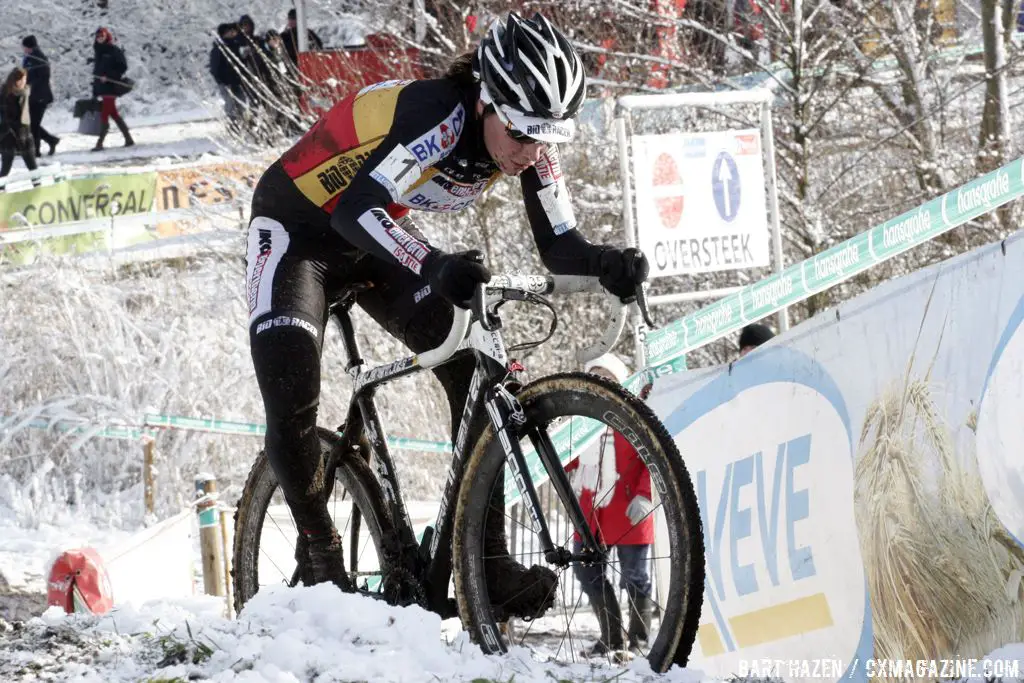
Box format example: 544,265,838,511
452,372,704,673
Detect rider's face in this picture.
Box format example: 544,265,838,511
478,101,547,176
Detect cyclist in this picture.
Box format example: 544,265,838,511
245,11,649,618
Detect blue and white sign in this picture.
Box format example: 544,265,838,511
712,151,741,222
632,128,770,278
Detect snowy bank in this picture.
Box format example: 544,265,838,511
0,583,711,683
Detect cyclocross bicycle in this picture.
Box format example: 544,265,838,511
232,273,705,672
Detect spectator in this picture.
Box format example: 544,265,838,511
236,14,281,124
238,14,269,80
565,354,655,658
21,36,59,157
281,8,323,64
0,68,39,185
90,27,134,151
210,23,246,127
738,322,775,357
259,29,303,135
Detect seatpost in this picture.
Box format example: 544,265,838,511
336,310,364,372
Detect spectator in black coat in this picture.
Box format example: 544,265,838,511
237,15,272,108
210,23,246,124
0,68,38,185
281,8,323,64
21,35,59,157
90,27,134,150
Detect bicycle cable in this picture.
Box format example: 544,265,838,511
492,292,560,353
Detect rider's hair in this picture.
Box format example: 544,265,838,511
444,51,477,88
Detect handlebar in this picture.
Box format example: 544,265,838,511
416,274,653,370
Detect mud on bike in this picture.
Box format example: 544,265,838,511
231,273,705,671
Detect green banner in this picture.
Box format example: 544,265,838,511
141,413,454,453
0,173,157,265
644,156,1024,368
0,173,156,230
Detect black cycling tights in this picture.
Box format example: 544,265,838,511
246,216,474,534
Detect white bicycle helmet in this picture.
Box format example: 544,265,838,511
474,12,587,144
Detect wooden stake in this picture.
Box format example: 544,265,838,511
195,475,224,597
220,507,233,619
142,437,156,516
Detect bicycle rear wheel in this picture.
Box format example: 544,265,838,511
452,372,704,672
231,427,394,615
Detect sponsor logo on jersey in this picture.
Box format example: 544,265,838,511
434,175,492,198
247,229,273,314
398,169,496,213
535,147,563,185
255,315,319,338
360,207,431,274
406,193,477,212
317,150,374,194
409,103,466,168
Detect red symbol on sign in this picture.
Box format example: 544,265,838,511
653,152,683,229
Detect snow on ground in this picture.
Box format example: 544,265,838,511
0,511,134,593
0,583,710,683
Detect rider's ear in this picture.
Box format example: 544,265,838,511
475,98,486,116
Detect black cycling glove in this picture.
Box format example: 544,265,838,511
591,246,650,299
422,249,492,309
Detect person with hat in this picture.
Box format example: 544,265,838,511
738,322,775,357
89,27,134,151
564,353,655,657
281,8,323,64
20,36,59,157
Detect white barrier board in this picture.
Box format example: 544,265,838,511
646,231,1024,682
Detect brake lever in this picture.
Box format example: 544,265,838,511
635,282,656,329
472,283,501,332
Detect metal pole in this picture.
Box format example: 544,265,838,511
616,88,773,111
760,99,789,332
616,113,647,371
296,0,309,54
648,285,746,306
414,0,426,43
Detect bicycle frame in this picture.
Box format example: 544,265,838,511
324,274,641,617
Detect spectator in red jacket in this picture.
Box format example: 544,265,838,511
565,353,655,657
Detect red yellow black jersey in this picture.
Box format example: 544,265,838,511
251,77,591,278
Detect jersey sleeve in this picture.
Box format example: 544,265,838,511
519,145,603,276
329,84,468,276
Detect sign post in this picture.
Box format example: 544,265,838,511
615,88,788,375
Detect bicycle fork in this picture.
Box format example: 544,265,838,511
483,384,604,567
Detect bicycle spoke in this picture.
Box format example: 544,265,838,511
554,574,588,662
